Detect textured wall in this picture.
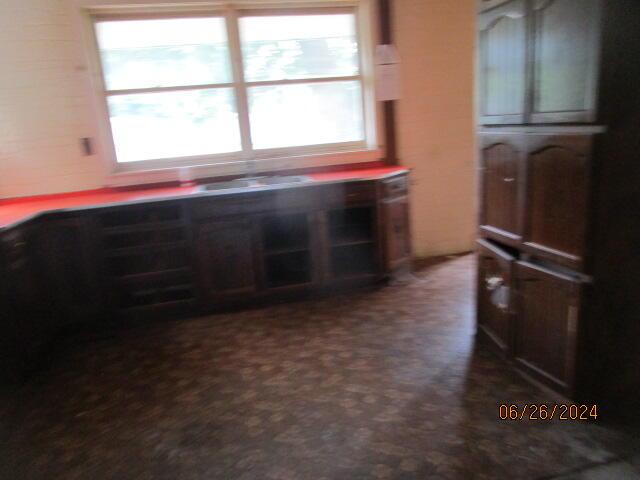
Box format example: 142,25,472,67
394,0,477,256
0,0,105,198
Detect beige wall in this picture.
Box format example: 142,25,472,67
0,0,105,198
394,0,477,257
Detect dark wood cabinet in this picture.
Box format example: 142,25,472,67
476,1,640,415
196,219,259,303
514,261,583,394
0,172,411,380
37,217,103,325
478,0,527,125
478,133,525,246
522,134,592,270
478,131,594,269
478,0,602,125
530,0,601,123
476,239,515,356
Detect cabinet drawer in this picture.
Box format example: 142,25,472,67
382,175,408,198
324,182,376,207
99,203,184,228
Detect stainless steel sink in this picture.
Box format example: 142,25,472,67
200,176,311,191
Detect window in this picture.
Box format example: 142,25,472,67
89,6,375,172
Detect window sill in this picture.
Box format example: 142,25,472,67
106,148,383,188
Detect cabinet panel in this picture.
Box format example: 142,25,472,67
522,134,592,270
476,239,515,355
196,220,259,302
531,0,601,123
1,228,49,378
382,197,410,273
514,261,582,393
478,0,527,124
479,133,525,246
38,217,102,324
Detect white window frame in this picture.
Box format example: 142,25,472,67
77,1,381,184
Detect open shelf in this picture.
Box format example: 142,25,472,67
104,225,186,250
262,213,310,254
265,251,312,288
328,207,375,247
113,270,195,310
330,243,377,278
106,246,190,277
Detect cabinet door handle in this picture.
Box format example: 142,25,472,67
503,177,515,183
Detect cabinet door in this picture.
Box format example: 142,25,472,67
38,217,102,324
196,220,258,303
476,239,515,356
478,0,527,125
382,196,411,273
514,261,582,393
478,133,525,246
522,134,592,270
530,0,601,123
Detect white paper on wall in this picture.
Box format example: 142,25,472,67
375,44,401,65
375,64,402,101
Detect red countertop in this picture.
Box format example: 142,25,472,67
0,166,408,229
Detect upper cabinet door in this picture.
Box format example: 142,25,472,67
522,134,593,270
530,0,602,123
478,133,525,246
478,0,528,125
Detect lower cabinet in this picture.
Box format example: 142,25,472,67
1,173,412,379
476,239,515,356
513,260,583,394
195,219,260,304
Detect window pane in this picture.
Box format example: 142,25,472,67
96,18,231,90
248,81,364,150
240,14,359,82
107,89,240,162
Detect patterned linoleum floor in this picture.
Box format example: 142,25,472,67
1,254,638,480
